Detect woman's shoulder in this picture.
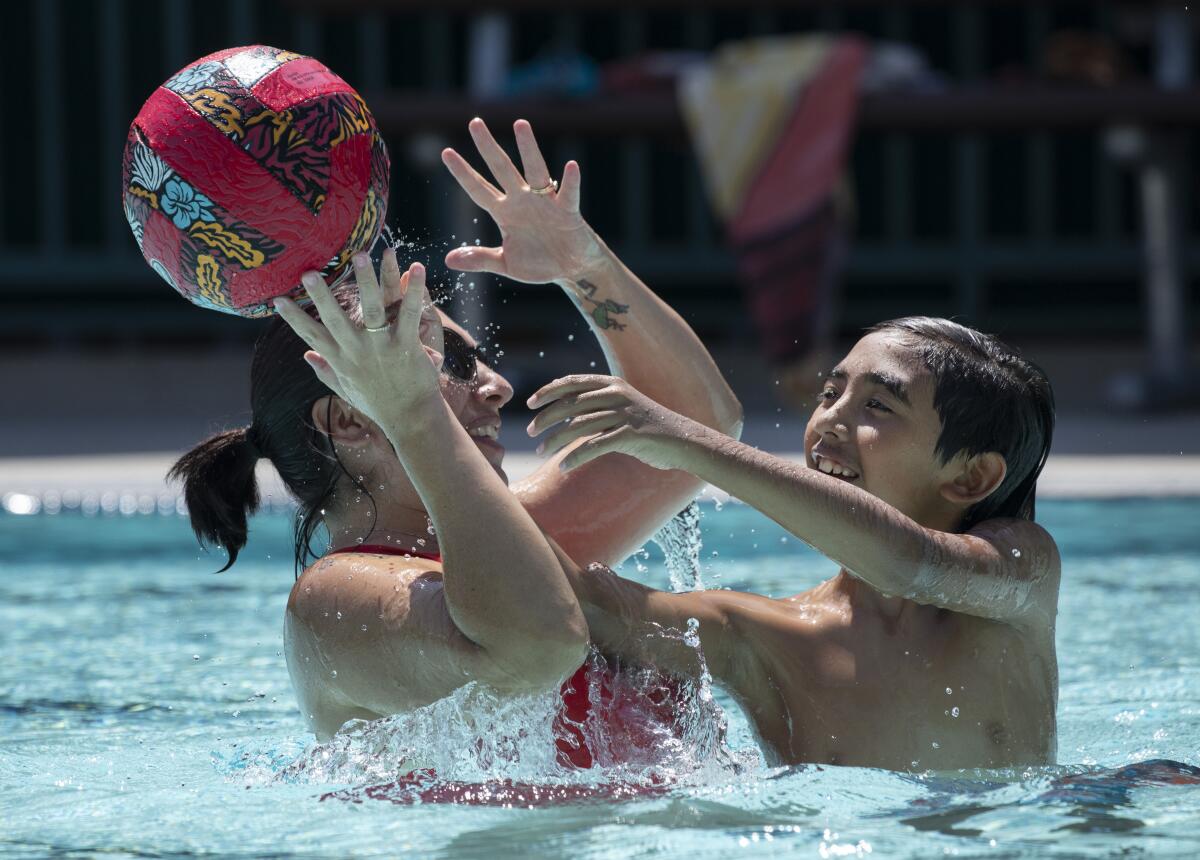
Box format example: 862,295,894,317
287,552,442,628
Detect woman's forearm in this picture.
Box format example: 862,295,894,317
381,396,588,680
556,233,743,437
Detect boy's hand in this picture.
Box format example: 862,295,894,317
441,118,605,285
526,374,700,472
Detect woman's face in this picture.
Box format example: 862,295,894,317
432,311,515,482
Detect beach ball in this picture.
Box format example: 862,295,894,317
121,45,389,317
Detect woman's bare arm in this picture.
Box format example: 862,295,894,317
276,254,588,691
441,118,741,566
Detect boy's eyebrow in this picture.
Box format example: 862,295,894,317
827,368,912,406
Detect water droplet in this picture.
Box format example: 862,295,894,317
946,687,953,695
192,654,200,661
951,707,960,717
336,611,343,620
567,334,574,342
931,741,940,749
1011,548,1021,558
537,351,545,358
330,670,338,678
360,624,368,632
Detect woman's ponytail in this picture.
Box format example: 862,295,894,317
169,426,262,571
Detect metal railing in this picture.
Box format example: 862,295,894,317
2,0,1195,350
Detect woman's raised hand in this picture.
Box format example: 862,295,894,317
441,118,604,285
273,249,444,429
526,374,700,473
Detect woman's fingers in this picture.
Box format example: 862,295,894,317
557,160,582,214
273,295,337,356
380,247,404,306
445,245,506,275
537,410,624,457
302,350,349,401
397,262,427,341
527,374,618,409
513,119,552,189
442,147,501,211
354,252,388,331
468,117,525,193
526,390,625,437
300,271,356,344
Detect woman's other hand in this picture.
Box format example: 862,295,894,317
526,374,703,472
273,250,443,428
441,118,604,285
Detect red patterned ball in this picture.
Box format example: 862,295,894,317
121,45,389,317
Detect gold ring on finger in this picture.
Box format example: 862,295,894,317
530,179,558,195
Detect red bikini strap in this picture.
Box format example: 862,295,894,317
328,544,442,562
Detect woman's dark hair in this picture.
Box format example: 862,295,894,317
169,290,375,574
868,317,1055,532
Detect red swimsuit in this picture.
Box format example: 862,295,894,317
328,544,684,770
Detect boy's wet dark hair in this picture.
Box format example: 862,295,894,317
868,317,1055,532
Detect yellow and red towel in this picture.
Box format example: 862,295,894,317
679,36,866,365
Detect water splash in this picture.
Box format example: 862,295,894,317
229,630,757,791
652,501,706,592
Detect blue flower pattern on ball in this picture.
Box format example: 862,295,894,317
165,61,223,95
161,178,215,229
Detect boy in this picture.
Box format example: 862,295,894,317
529,317,1059,771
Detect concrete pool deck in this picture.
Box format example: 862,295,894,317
3,343,1198,505
3,447,1198,509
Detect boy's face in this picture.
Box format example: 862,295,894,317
804,331,963,529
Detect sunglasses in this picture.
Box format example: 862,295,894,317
441,329,484,383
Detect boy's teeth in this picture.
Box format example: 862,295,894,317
469,426,498,439
816,456,858,479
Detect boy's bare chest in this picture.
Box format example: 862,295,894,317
748,601,1054,769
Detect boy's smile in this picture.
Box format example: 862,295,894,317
804,331,966,531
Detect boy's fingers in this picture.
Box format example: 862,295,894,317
537,410,624,457
513,119,552,189
445,246,506,275
300,272,355,343
527,374,614,409
274,296,337,355
469,117,525,192
558,160,582,214
526,391,625,436
559,432,619,473
442,147,501,211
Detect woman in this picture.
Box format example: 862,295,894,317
172,120,742,762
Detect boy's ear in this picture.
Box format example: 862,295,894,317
940,451,1007,507
310,395,375,448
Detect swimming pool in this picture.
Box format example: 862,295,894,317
3,498,1199,858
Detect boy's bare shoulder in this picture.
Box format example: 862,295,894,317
963,517,1062,581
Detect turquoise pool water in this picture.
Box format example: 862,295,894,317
2,498,1200,858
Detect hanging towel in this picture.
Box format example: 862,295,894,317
679,36,866,366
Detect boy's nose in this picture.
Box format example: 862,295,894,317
813,404,851,441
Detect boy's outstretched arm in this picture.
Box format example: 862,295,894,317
541,536,780,708
530,376,1060,628
441,119,742,566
